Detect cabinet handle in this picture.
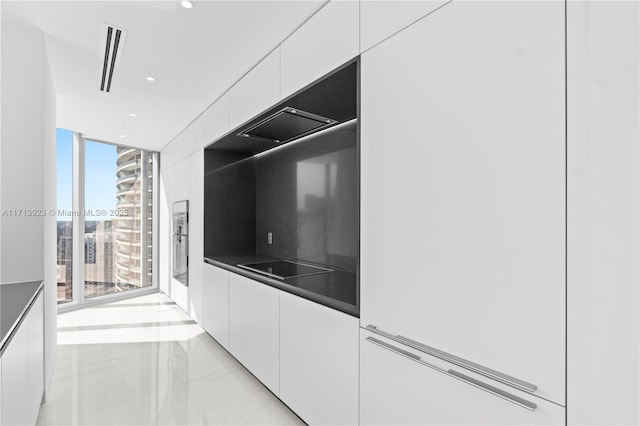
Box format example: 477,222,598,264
365,324,537,394
365,336,537,412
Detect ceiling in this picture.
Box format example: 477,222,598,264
1,1,327,151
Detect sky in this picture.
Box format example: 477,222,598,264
57,128,118,220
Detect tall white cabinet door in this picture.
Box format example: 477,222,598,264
360,330,565,425
279,291,359,425
280,0,359,98
228,273,279,395
360,0,448,52
230,49,280,129
360,1,565,405
203,263,230,349
188,151,205,325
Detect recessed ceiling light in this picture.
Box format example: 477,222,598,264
180,0,194,9
120,135,126,138
146,76,155,82
129,113,136,117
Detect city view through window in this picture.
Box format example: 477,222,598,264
57,130,155,304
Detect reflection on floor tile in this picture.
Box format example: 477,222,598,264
37,293,304,426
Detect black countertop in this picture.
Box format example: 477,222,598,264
204,255,358,317
0,280,44,356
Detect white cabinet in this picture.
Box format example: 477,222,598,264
162,159,190,313
188,150,204,324
228,273,279,395
197,92,230,148
203,263,230,349
230,48,280,129
360,0,448,52
360,329,564,425
360,0,565,405
280,0,359,98
1,316,28,426
1,292,44,426
26,293,44,420
279,291,359,425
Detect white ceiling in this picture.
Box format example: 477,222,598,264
1,1,327,151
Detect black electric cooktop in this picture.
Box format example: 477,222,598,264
237,260,332,280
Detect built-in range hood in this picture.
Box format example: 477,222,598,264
206,59,358,164
238,107,337,144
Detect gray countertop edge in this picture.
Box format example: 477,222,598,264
204,257,359,318
0,280,44,356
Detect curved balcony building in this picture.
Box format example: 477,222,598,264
114,146,153,287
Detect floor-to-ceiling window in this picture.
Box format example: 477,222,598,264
57,130,158,306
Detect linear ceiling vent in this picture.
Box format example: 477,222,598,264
99,23,127,93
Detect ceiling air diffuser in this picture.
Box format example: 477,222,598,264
99,23,127,93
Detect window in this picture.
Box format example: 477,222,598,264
56,129,73,304
56,131,157,306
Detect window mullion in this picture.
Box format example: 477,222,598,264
72,132,85,304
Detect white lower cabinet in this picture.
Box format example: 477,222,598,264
1,316,29,426
203,263,230,349
1,292,44,426
280,291,359,426
228,273,280,395
26,293,44,420
360,329,565,426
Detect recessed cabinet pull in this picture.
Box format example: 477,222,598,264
446,369,537,411
365,324,537,394
365,337,537,412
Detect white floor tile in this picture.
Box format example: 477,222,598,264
37,293,304,426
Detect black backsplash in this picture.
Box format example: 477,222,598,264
204,124,358,273
255,125,358,272
204,151,256,257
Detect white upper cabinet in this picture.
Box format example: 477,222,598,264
230,48,280,130
279,291,359,426
280,0,359,99
228,273,280,395
203,263,230,349
197,93,230,148
360,0,448,52
360,1,565,405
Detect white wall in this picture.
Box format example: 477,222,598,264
0,18,57,399
567,2,639,424
0,20,44,283
42,44,57,399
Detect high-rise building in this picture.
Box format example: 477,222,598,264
56,221,73,301
84,220,115,285
85,233,96,264
114,147,153,287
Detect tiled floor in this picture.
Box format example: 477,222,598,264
36,293,304,426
